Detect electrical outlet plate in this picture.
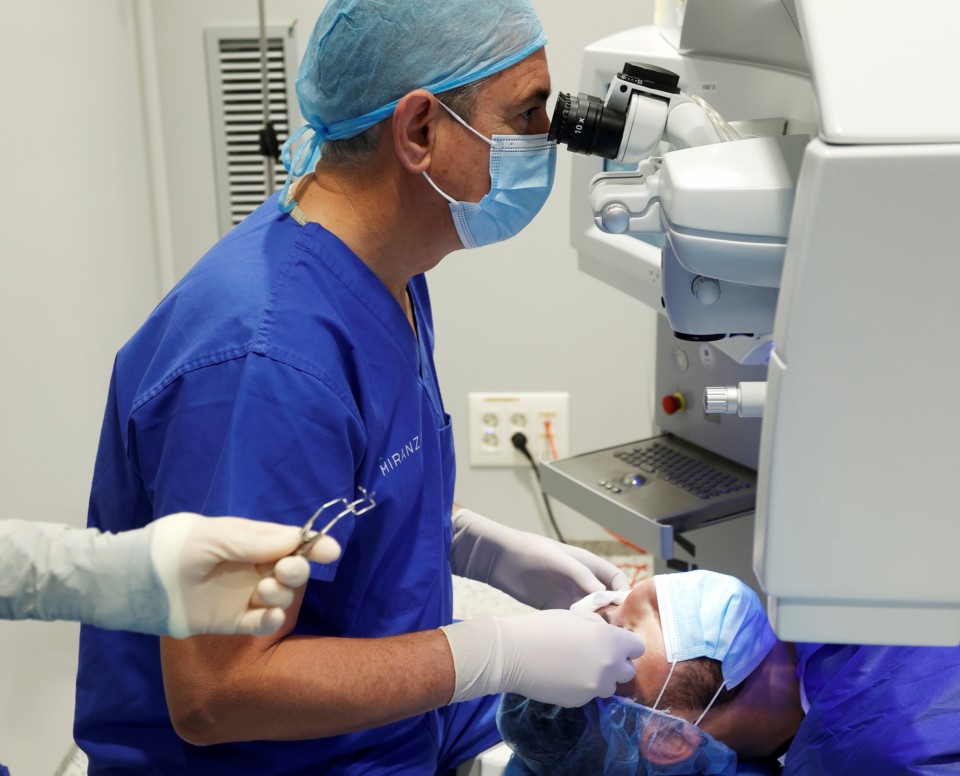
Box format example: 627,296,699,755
468,392,570,467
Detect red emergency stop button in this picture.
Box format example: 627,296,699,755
661,392,686,415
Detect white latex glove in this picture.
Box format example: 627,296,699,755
440,609,645,707
449,508,629,610
149,513,341,638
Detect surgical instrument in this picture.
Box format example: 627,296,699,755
296,487,376,557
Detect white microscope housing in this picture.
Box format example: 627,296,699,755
552,0,960,646
550,59,809,343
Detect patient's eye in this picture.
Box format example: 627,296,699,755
596,606,617,625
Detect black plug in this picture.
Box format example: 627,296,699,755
511,432,538,474
511,431,565,544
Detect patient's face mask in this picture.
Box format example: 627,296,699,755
423,101,557,249
654,570,777,689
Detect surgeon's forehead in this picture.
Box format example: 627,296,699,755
481,49,551,106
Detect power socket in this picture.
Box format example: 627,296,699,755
467,392,570,467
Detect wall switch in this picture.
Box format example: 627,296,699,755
467,392,570,467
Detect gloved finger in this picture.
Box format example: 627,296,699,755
561,544,630,591
566,607,646,664
253,576,296,609
302,533,341,565
567,609,606,624
550,556,607,601
614,658,640,686
271,555,311,588
571,610,645,659
233,606,287,636
203,518,311,564
607,568,630,591
619,629,647,659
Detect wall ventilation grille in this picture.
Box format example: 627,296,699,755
204,26,299,236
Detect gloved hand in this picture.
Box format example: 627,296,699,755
449,508,629,610
149,513,341,638
440,609,645,707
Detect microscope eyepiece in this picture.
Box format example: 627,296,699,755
548,63,682,163
548,91,626,160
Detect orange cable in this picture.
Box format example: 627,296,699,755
544,419,558,461
605,528,648,556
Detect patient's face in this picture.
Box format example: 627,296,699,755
597,578,804,758
595,578,679,714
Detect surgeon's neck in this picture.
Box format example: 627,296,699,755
292,150,457,317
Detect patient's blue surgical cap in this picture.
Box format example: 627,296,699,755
654,571,777,689
280,0,547,188
498,694,737,776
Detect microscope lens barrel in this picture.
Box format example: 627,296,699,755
549,92,627,159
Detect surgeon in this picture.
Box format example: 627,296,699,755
502,570,960,775
73,1,645,773
0,514,340,637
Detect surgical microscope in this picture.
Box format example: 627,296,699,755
539,0,960,647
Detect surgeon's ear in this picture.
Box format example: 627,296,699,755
392,89,440,174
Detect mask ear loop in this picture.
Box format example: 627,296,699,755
437,101,494,147
652,661,678,711
694,682,726,727
422,100,497,204
421,171,457,204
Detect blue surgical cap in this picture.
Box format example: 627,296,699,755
279,0,547,193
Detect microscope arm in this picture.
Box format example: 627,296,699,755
588,94,724,235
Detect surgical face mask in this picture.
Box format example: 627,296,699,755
422,101,557,249
654,570,777,689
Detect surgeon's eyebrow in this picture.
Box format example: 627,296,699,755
531,87,551,104
528,87,551,107
512,87,551,112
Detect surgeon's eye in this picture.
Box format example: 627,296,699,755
520,108,534,122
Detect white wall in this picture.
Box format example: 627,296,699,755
0,3,163,773
0,0,657,771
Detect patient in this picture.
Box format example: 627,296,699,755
587,574,803,758
499,570,960,775
498,570,798,775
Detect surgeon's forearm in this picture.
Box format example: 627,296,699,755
161,615,456,744
0,520,165,632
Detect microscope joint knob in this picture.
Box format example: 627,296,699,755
600,203,630,234
692,276,721,305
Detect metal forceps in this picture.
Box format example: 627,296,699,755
295,486,376,557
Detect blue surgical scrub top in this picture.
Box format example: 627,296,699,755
75,195,458,773
785,642,960,774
